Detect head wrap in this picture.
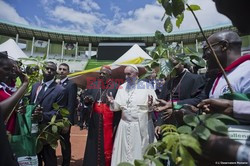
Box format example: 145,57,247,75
102,65,111,70
100,65,112,75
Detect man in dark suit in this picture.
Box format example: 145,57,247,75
58,63,77,166
30,61,67,166
154,59,206,137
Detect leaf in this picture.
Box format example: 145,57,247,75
144,155,164,166
186,4,201,11
55,122,64,128
180,134,201,154
52,125,58,133
183,115,199,127
50,140,58,150
176,13,184,28
145,145,157,156
151,61,160,68
52,103,59,110
190,55,206,68
177,125,192,134
204,118,228,135
171,143,179,163
162,0,172,16
210,113,239,125
36,138,44,153
221,93,250,101
179,145,195,166
134,159,147,166
163,134,179,150
157,0,162,4
145,65,153,71
159,58,173,77
118,163,134,166
60,108,70,117
51,115,56,123
42,54,47,60
172,0,185,17
155,30,165,44
164,17,173,33
161,124,177,133
194,125,211,140
152,51,160,59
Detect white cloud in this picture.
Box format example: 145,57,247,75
55,0,65,4
175,0,231,32
47,24,92,33
0,0,29,25
103,4,165,34
103,0,231,34
50,6,104,33
110,4,122,20
72,0,100,12
34,15,46,27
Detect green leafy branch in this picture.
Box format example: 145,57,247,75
36,103,70,153
119,113,238,166
157,0,200,33
19,54,47,93
143,30,206,80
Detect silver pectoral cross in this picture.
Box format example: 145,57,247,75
126,100,131,107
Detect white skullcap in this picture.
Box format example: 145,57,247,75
127,64,139,73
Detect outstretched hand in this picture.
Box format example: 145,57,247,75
106,92,114,104
14,64,29,84
197,98,233,115
153,99,171,112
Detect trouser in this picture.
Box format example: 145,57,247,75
80,107,90,127
60,126,71,166
38,144,57,166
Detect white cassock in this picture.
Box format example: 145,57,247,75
110,80,157,166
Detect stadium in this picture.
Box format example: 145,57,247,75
1,19,249,73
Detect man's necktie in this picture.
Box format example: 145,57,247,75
35,84,46,104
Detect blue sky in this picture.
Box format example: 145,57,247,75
0,0,231,34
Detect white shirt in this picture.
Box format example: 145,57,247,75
60,77,68,85
233,100,250,123
34,79,54,103
210,61,250,98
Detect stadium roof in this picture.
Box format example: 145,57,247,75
0,19,237,47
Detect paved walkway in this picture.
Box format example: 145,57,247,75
56,126,87,166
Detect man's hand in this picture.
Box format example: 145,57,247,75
201,134,241,161
83,96,93,104
153,99,171,112
148,95,154,107
162,108,173,121
155,126,161,138
61,126,70,134
32,106,43,122
197,99,233,115
106,92,114,104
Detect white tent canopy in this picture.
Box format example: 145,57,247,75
0,39,28,60
113,44,152,64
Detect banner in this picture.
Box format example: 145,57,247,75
34,40,48,48
64,43,75,50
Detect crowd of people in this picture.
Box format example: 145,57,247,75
1,0,250,165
